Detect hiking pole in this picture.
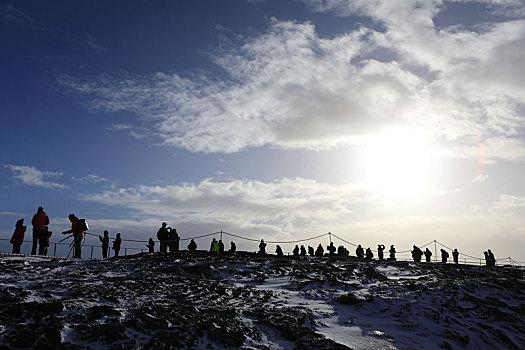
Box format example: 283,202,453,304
59,234,73,243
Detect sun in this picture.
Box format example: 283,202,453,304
360,128,436,197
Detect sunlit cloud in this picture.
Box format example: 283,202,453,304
4,165,69,190
57,0,524,164
79,178,368,234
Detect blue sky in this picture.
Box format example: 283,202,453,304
1,0,525,261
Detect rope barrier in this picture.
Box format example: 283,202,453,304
1,231,523,265
222,231,330,244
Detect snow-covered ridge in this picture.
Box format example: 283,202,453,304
0,254,523,349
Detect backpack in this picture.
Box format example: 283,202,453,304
78,218,89,232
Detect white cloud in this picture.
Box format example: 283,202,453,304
72,174,109,183
79,177,368,234
4,165,69,190
59,0,525,162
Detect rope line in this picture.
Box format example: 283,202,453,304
1,232,523,265
222,231,330,244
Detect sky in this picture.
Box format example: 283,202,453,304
1,0,524,261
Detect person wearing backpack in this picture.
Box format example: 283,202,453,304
62,213,84,258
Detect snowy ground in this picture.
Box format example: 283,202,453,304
0,253,523,349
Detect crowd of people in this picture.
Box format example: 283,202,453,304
7,209,499,267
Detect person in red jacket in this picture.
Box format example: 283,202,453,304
62,213,84,258
10,218,26,254
31,206,49,255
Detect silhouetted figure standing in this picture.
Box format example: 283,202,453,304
218,240,225,254
258,239,267,255
210,238,219,253
452,249,459,264
412,245,423,263
62,213,84,258
440,249,449,263
113,233,122,257
327,242,336,256
167,226,180,252
187,239,197,252
32,206,49,255
308,246,315,256
355,244,364,259
338,245,349,257
365,247,374,261
99,230,110,258
293,245,299,256
487,249,496,267
315,244,324,257
147,238,155,253
424,248,432,263
41,226,52,256
389,245,396,261
300,245,307,256
10,218,26,254
157,222,169,253
275,245,284,257
230,241,236,254
377,244,385,262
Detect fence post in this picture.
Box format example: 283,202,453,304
90,246,93,259
53,243,57,257
125,248,127,256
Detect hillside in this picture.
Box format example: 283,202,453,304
0,253,523,349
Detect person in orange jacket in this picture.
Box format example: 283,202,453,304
10,218,26,254
62,213,84,258
31,206,49,255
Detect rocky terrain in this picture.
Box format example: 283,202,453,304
0,252,523,349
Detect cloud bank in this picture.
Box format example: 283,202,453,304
58,0,525,162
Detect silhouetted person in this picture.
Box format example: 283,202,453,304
365,247,374,261
218,239,225,254
355,244,364,259
113,233,122,257
300,245,307,256
377,244,385,262
169,227,180,252
258,239,267,255
210,238,219,253
62,213,84,258
308,246,315,256
440,249,449,263
487,249,496,267
32,206,49,255
338,245,349,257
293,245,299,256
99,230,110,258
187,239,197,251
147,238,155,253
10,218,26,254
327,242,336,256
157,222,169,253
452,249,459,264
41,226,52,256
230,241,236,254
412,245,423,263
315,244,324,257
424,248,432,263
275,245,284,257
389,245,396,261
